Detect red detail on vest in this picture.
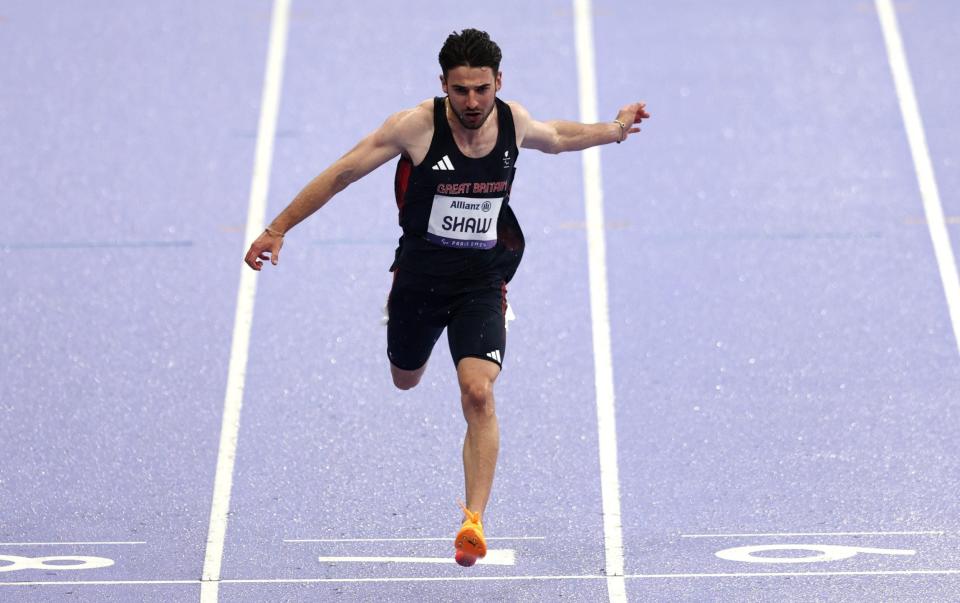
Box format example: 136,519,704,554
394,156,413,212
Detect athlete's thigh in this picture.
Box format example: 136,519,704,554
387,273,448,371
447,284,507,369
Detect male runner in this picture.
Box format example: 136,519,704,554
244,28,649,567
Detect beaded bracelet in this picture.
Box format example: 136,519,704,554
613,119,627,144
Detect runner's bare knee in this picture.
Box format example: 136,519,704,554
461,379,494,418
391,364,424,390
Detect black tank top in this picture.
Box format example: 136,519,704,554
391,96,524,286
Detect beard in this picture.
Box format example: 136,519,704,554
451,102,495,130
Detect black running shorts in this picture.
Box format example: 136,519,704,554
387,270,507,371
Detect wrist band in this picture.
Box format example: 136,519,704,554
613,119,626,144
265,227,285,237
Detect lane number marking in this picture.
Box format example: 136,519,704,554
716,544,916,564
0,555,115,572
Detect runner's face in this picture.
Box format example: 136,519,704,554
441,66,502,130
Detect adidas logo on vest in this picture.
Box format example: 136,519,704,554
431,155,455,171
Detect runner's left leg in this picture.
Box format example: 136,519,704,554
457,356,501,516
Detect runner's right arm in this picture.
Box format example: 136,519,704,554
244,108,423,271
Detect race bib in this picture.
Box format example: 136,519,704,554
426,195,503,249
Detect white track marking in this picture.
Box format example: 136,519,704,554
7,569,960,587
716,544,915,564
317,549,515,565
0,541,146,546
285,536,543,543
682,531,945,538
0,580,197,586
572,0,626,601
199,1,291,601
875,0,960,356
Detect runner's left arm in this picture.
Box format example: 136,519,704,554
509,101,649,154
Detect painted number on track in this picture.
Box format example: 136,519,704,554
716,544,916,564
0,555,115,572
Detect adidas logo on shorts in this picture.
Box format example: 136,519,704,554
431,155,455,171
486,350,502,363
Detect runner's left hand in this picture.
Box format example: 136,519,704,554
616,102,650,140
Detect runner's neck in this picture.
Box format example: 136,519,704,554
445,98,499,158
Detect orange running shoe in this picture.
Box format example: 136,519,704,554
454,501,487,566
454,549,477,567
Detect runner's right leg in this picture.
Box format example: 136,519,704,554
386,271,445,390
390,363,427,390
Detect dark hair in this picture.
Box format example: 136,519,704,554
438,29,502,78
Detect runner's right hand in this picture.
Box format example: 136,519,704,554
244,229,284,271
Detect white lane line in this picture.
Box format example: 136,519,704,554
1,581,198,586
0,541,146,546
228,569,960,581
682,531,945,538
317,549,515,565
7,569,960,586
286,536,544,543
572,1,626,602
199,1,291,602
875,0,960,356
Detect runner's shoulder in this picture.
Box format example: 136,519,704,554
382,100,434,143
504,100,531,145
504,100,530,119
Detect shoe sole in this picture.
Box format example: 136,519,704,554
455,524,487,558
454,550,478,567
